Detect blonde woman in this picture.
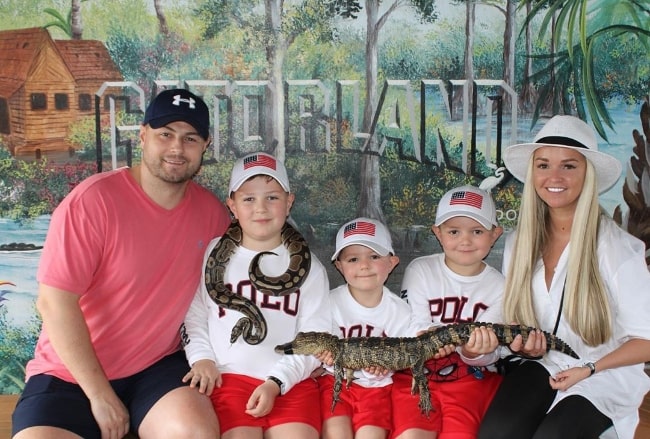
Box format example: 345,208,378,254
478,115,650,439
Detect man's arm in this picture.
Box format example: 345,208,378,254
37,284,130,438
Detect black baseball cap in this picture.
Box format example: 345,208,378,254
143,88,210,140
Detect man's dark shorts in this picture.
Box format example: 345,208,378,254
12,351,190,439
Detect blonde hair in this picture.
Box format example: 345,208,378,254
503,155,612,346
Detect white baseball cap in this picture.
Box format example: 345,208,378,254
504,115,621,194
228,152,290,193
331,217,394,261
435,185,497,230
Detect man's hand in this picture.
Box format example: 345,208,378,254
88,392,130,439
37,285,130,439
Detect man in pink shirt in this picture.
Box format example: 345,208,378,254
12,89,231,439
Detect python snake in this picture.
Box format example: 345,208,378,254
205,220,311,345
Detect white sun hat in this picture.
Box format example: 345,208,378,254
503,115,622,193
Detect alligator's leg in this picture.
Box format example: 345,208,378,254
331,363,345,412
412,361,433,417
344,368,355,389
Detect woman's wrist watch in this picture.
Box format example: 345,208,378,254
583,361,596,376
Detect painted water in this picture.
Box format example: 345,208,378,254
0,102,646,326
0,215,49,326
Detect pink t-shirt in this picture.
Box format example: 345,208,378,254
27,168,230,382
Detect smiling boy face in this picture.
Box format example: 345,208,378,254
334,244,399,298
227,175,294,251
432,215,502,277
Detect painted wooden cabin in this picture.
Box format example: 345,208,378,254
0,27,122,160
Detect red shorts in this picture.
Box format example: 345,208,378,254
391,359,502,439
318,374,392,432
390,371,442,438
210,373,321,434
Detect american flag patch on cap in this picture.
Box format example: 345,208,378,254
243,154,276,170
449,190,483,209
344,221,376,238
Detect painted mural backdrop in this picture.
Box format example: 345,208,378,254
0,0,648,394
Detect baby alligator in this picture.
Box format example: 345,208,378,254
205,220,311,345
275,322,579,415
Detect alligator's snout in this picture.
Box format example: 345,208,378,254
274,343,294,354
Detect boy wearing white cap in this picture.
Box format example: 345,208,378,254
391,185,505,439
318,217,411,439
181,152,332,438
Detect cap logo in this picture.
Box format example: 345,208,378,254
244,154,276,170
344,221,376,238
450,191,483,209
172,94,196,109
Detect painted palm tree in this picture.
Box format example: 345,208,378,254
71,0,82,39
43,0,86,39
613,99,650,266
523,0,650,139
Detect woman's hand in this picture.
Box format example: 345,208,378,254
509,329,547,358
550,366,591,391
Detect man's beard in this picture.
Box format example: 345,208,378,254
143,154,201,184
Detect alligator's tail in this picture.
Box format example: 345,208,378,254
428,322,580,359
